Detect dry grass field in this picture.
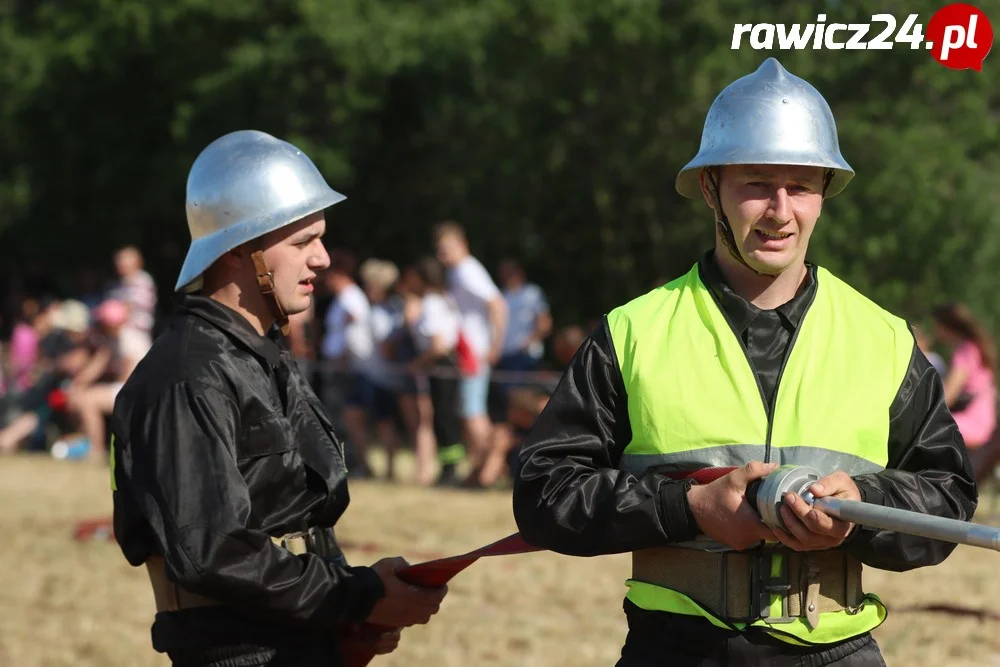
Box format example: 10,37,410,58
3,451,1000,666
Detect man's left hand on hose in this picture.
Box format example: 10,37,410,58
772,470,861,551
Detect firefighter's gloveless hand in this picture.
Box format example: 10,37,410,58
685,461,779,550
772,470,861,551
371,628,402,655
366,557,448,628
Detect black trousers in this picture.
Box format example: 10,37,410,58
428,359,463,450
154,604,352,667
167,642,341,667
616,601,886,667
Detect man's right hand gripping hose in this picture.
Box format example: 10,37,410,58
337,534,540,666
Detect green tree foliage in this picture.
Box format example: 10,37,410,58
0,0,997,331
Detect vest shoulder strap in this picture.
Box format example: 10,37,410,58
814,266,915,378
606,263,699,371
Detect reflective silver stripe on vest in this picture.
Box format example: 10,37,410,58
619,444,884,478
621,446,884,551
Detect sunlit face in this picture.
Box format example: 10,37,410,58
259,211,330,316
115,248,141,277
435,233,465,268
702,164,826,276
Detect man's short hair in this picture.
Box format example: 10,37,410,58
499,257,523,273
359,258,400,291
432,220,466,244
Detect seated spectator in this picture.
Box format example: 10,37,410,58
932,303,997,449
472,385,552,490
469,324,586,488
0,300,92,454
62,299,145,463
551,325,586,369
7,296,58,394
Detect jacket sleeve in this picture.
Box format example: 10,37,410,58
846,344,979,571
111,380,384,628
511,320,699,556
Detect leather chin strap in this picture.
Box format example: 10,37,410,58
250,249,290,336
706,167,768,277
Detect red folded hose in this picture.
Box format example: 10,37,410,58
341,467,737,665
338,533,541,665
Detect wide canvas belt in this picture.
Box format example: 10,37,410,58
146,526,339,613
631,546,864,628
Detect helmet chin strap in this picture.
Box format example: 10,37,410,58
706,168,773,278
250,248,290,337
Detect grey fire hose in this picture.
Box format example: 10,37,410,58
747,465,999,551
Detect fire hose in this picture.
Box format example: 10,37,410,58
341,464,999,666
745,464,1000,550
337,533,542,666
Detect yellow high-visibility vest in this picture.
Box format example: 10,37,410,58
606,262,914,645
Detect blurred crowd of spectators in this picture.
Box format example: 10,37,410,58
0,229,996,492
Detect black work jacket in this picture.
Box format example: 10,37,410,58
512,251,978,572
111,296,384,654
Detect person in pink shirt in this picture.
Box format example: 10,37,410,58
932,303,997,449
8,297,56,392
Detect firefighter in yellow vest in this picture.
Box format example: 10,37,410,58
511,57,977,666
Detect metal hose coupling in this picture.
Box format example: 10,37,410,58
747,464,1000,552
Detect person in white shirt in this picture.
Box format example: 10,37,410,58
320,249,375,477
358,258,407,480
404,257,464,486
110,245,156,357
433,222,508,485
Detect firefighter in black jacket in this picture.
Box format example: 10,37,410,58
512,58,977,666
110,130,447,666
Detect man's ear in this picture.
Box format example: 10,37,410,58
698,168,719,218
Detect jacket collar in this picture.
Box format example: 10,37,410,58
176,294,283,367
697,249,817,334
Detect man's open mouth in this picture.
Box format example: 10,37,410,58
755,229,792,240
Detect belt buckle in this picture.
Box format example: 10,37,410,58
306,525,343,563
751,547,795,624
305,525,324,554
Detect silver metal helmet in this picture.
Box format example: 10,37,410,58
176,130,346,292
675,57,854,200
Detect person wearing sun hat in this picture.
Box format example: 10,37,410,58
511,57,976,666
108,130,447,666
